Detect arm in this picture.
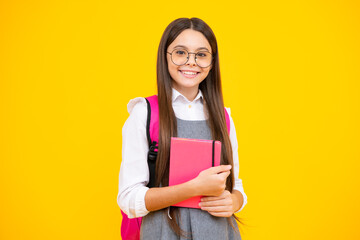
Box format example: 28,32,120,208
144,180,197,212
117,98,151,218
231,190,244,212
145,165,232,212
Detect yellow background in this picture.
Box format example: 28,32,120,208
1,0,359,239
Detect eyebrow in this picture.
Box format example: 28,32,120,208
173,45,210,51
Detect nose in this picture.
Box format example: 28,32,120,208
186,53,197,66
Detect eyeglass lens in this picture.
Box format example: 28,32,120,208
171,49,212,68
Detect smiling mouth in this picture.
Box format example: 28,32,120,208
178,70,200,78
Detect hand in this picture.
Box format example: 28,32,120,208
191,165,231,197
198,190,235,217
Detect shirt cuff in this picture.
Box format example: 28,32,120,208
134,186,150,218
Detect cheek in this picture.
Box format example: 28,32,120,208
167,64,180,82
168,64,177,76
200,69,211,79
169,60,181,73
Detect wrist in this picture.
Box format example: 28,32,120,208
187,178,200,197
231,192,241,213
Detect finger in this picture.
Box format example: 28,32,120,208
201,190,230,201
217,171,231,179
201,205,230,212
199,198,232,207
208,211,233,218
201,196,222,202
206,165,231,174
199,199,231,207
201,196,225,202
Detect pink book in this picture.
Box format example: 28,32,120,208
169,137,222,208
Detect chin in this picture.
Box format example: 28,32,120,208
170,71,206,89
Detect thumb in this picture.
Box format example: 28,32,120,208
218,170,231,179
207,165,232,174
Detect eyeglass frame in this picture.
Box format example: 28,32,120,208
166,48,214,68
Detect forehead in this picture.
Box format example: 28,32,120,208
167,29,211,51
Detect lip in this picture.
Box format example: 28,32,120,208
178,70,200,78
179,69,200,73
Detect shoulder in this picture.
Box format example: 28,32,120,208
127,97,147,115
123,97,148,130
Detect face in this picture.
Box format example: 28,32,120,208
166,29,213,94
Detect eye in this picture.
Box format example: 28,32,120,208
197,52,208,57
175,50,186,55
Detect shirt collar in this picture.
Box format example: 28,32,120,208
172,87,203,103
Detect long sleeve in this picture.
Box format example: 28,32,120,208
226,107,248,213
117,97,150,218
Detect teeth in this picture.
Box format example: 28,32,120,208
181,71,197,75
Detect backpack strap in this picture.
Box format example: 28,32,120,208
145,95,159,144
144,95,159,188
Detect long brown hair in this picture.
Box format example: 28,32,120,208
155,17,245,238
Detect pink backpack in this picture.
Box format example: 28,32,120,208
120,95,231,240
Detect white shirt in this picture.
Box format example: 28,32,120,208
117,88,248,218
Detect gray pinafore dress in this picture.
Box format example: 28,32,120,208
140,118,242,240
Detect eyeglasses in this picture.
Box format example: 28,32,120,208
166,48,213,68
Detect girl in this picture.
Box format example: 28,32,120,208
117,17,247,239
